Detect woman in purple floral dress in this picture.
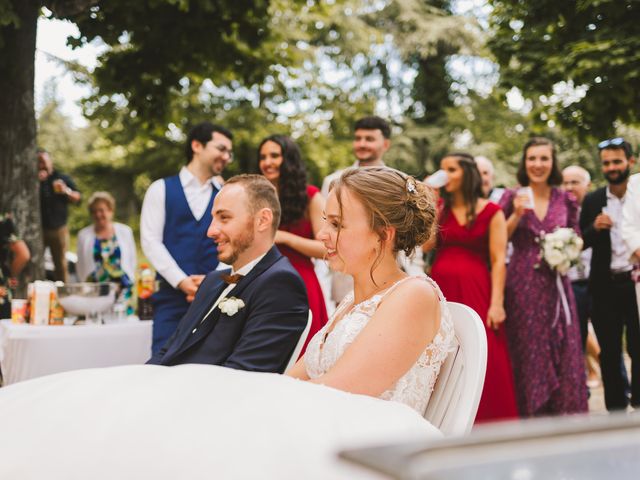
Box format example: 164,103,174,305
500,137,588,417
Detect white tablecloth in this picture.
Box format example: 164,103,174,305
0,320,152,385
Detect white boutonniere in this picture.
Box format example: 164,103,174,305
218,297,245,316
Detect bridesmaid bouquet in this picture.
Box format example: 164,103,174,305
538,227,583,275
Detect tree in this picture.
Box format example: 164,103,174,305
488,0,640,138
0,0,281,280
360,0,483,175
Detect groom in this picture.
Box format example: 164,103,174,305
148,174,309,372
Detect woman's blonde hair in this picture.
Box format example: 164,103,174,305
88,191,116,213
330,166,437,277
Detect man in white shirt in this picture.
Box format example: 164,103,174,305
475,155,505,203
320,116,393,305
147,175,309,370
562,165,593,347
141,122,233,354
320,116,391,197
580,137,639,411
622,172,640,261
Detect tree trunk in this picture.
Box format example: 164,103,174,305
0,0,44,287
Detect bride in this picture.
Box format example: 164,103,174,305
287,166,454,414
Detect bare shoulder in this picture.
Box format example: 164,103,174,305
381,277,440,317
477,198,489,211
372,277,441,342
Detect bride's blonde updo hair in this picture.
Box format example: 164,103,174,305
330,166,437,257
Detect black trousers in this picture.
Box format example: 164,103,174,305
591,277,640,410
571,281,591,350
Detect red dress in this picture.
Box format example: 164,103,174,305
430,202,519,422
278,185,329,355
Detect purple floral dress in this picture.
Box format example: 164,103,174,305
500,188,588,416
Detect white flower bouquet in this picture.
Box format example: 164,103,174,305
538,227,583,275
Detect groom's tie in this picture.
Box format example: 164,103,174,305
221,273,244,284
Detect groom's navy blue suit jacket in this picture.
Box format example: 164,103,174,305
147,246,309,373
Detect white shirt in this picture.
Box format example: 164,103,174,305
568,248,592,282
199,252,267,325
488,187,505,204
140,167,222,288
606,187,632,272
622,173,640,262
320,161,359,198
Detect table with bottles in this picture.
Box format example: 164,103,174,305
0,319,153,386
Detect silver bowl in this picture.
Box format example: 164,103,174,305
56,282,118,316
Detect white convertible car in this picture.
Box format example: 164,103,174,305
0,364,441,479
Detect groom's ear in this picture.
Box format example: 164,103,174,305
255,207,274,234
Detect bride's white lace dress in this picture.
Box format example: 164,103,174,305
305,276,455,414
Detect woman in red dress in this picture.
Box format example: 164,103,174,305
430,152,519,422
258,135,329,354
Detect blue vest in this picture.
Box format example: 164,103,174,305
160,175,219,283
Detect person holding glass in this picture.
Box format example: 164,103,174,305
258,135,328,354
77,192,137,314
499,137,587,417
430,152,518,422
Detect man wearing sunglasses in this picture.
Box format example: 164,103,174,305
141,121,234,354
580,137,639,411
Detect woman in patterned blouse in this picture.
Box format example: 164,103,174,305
76,192,137,314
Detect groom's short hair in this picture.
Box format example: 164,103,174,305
225,174,281,234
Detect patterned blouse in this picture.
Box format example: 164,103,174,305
87,236,134,314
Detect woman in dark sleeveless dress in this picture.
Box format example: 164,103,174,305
258,135,329,354
430,153,519,422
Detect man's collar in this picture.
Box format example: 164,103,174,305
231,251,268,276
179,166,217,188
354,160,385,168
606,186,626,200
211,177,223,190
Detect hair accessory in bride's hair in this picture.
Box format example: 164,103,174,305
406,177,417,194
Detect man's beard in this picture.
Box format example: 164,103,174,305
605,167,631,185
219,223,255,265
354,149,379,164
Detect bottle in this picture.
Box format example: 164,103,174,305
137,263,155,320
49,285,64,325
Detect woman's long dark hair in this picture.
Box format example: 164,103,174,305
257,135,308,225
440,152,484,227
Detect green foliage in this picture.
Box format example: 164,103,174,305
37,81,139,236
63,0,384,188
488,0,640,138
38,0,640,218
0,0,20,33
54,0,278,125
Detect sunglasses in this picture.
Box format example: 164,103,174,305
598,137,626,150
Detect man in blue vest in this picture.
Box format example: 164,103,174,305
141,122,233,354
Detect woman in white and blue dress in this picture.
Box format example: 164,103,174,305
287,166,455,414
